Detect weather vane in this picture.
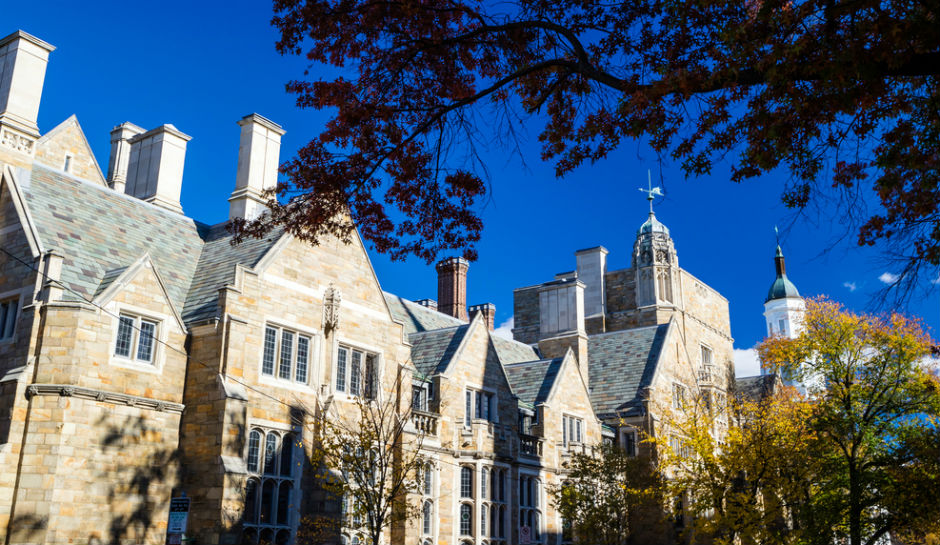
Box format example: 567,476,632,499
638,170,664,213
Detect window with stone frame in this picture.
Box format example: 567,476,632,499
464,388,497,427
412,382,431,411
488,467,508,543
113,312,159,364
0,296,19,341
621,429,638,457
421,461,436,539
562,415,583,447
262,325,313,385
672,383,687,410
242,427,301,544
335,345,378,399
519,474,542,543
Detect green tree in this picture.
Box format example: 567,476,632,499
759,298,940,545
551,443,664,545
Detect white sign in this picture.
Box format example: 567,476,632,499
520,525,531,544
167,496,191,534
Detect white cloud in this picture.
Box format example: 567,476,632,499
493,316,514,340
931,275,940,285
878,272,899,284
843,281,857,292
734,348,762,378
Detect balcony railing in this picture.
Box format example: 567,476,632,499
698,365,714,385
411,409,439,435
519,433,543,457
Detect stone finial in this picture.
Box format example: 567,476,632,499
323,284,341,332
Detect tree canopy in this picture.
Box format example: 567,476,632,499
244,0,940,288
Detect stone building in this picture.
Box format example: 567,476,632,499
0,27,743,545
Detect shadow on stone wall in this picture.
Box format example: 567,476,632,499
97,412,184,545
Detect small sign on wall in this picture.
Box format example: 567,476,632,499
166,494,191,545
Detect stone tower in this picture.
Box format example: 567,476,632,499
633,209,680,309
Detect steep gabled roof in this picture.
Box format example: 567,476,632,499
383,292,466,335
21,165,203,309
491,334,540,364
588,323,671,417
17,164,285,325
408,324,471,377
503,357,564,406
182,222,284,323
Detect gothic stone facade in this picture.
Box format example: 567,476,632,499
0,28,734,545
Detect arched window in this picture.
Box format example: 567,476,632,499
423,500,433,535
247,430,262,473
280,433,294,476
460,466,473,498
264,432,279,475
424,464,433,496
658,269,673,303
243,428,302,544
481,502,488,537
244,479,259,523
459,503,473,536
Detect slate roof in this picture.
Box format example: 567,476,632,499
18,165,283,324
503,358,564,406
383,292,465,335
588,323,670,417
183,222,283,322
408,325,470,377
735,374,780,401
491,334,540,364
22,165,204,309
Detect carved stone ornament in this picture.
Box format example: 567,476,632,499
323,284,342,332
655,249,670,264
0,129,35,154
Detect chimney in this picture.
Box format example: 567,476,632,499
107,122,145,193
436,257,469,320
125,124,191,214
229,113,285,221
469,303,496,331
414,299,438,310
0,31,55,157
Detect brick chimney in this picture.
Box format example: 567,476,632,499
124,124,191,214
229,113,285,221
0,31,55,158
436,257,469,320
469,303,495,330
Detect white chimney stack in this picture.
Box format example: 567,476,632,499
107,122,145,193
125,124,191,214
0,30,55,156
229,113,285,221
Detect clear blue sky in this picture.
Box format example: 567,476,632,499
7,2,937,360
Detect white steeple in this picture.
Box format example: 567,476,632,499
762,241,805,373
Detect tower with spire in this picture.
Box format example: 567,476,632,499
633,176,679,309
762,241,805,373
